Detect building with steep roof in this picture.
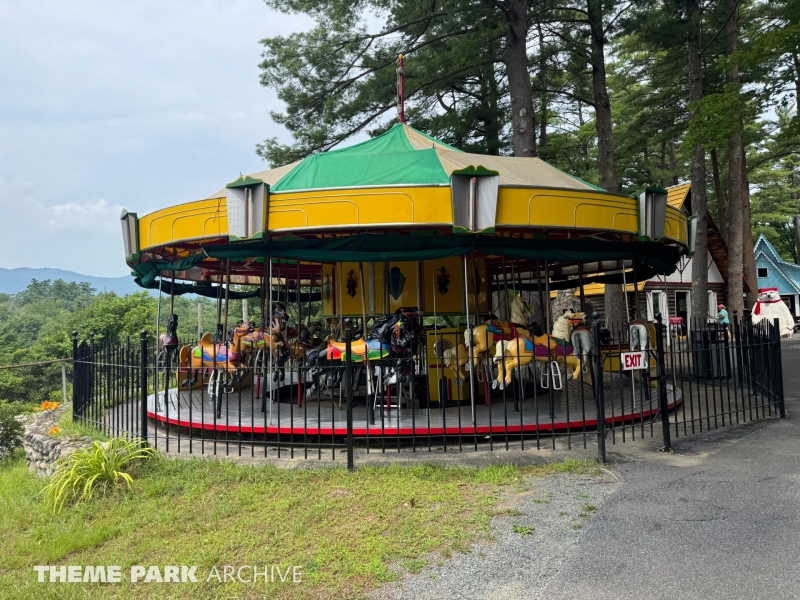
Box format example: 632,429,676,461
754,234,800,319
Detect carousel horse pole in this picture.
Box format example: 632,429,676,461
213,259,232,420
358,261,373,396
296,260,302,408
268,256,274,424
164,259,176,410
463,254,477,425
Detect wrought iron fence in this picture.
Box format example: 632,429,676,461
70,314,785,466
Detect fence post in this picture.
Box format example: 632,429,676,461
654,313,672,451
345,329,354,471
61,359,68,405
71,331,79,419
591,313,606,463
140,330,148,443
774,318,786,418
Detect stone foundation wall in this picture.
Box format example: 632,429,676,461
24,405,94,477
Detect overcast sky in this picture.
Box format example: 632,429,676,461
0,0,313,277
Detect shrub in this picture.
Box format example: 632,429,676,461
42,437,157,513
0,401,27,459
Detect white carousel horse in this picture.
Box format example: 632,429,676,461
629,319,651,351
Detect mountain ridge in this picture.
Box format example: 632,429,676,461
0,267,142,297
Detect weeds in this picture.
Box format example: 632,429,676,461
41,438,157,513
512,525,534,535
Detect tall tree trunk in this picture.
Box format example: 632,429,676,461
725,0,745,316
742,147,758,307
504,0,537,157
711,148,727,239
793,215,800,265
537,20,548,151
793,50,800,108
688,0,709,328
669,138,679,186
551,288,578,320
588,0,616,193
587,0,625,327
481,64,502,155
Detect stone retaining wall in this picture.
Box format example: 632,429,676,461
24,405,94,477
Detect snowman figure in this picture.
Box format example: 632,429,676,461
751,287,795,338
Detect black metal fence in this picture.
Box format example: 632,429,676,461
71,314,785,466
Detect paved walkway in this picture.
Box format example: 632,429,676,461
373,337,800,599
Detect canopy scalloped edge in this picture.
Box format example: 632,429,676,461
132,234,680,288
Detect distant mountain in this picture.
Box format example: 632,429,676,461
0,267,143,297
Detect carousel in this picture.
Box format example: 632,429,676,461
120,122,692,437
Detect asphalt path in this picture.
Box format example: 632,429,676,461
542,336,800,599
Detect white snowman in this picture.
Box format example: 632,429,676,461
751,287,795,338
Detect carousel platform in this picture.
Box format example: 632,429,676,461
146,374,683,436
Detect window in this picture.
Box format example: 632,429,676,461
758,267,768,278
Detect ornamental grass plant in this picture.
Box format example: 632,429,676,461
42,437,157,513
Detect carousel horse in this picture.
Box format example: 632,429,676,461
155,314,180,411
288,321,324,363
157,314,180,368
628,319,651,351
304,310,416,400
180,323,253,419
443,344,470,385
464,294,533,368
241,302,290,382
493,309,585,390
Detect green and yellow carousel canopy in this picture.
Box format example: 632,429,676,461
214,123,604,195
127,122,690,294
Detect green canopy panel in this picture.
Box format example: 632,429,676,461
134,277,321,302
272,148,449,191
132,234,681,287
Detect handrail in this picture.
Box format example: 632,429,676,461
0,358,72,371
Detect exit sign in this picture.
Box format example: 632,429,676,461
621,351,647,370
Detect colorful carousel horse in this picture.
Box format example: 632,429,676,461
240,302,290,383
304,310,416,402
180,323,253,419
464,294,533,369
288,321,324,363
493,310,585,391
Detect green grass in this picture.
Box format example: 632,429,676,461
512,525,534,535
0,455,597,599
55,406,110,442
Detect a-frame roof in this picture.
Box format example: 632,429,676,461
754,234,800,293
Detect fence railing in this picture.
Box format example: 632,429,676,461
70,313,785,466
0,358,71,406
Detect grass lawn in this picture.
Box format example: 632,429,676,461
0,451,597,599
